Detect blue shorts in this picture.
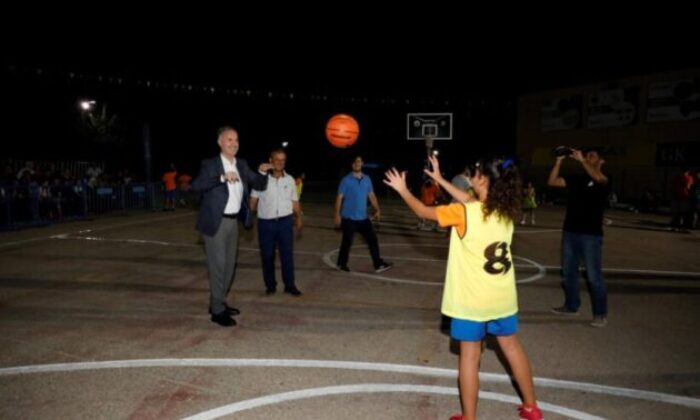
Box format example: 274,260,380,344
450,314,519,341
165,190,176,199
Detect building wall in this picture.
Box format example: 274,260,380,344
516,68,700,203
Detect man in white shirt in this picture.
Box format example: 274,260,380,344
191,126,272,327
250,148,303,296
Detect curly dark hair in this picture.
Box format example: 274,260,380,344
475,157,522,222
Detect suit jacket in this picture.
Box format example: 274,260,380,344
191,156,268,236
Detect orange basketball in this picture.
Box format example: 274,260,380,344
325,114,359,148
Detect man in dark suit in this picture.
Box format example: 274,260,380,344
191,126,271,327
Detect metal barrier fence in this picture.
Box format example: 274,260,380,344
86,183,165,215
1,182,167,231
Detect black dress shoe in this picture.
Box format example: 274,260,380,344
224,304,240,316
208,305,240,316
265,288,277,295
210,312,236,327
284,287,302,296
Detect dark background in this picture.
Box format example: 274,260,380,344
4,35,698,189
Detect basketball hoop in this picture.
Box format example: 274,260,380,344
407,112,453,155
406,113,452,169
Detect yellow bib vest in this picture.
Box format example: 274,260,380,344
440,201,517,321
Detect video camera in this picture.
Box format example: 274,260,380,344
553,146,574,157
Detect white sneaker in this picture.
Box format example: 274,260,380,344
375,262,393,273
591,316,607,328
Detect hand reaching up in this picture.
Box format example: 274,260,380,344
424,155,444,182
383,168,408,193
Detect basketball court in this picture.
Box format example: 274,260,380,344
0,195,698,419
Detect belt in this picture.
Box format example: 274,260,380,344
260,214,293,221
222,213,238,219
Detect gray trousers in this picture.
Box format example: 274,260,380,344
203,218,239,314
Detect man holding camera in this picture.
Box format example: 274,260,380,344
548,147,609,328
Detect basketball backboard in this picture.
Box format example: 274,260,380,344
407,113,453,140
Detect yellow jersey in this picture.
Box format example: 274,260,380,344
436,201,517,321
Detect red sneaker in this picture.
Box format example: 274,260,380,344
518,404,543,420
448,415,465,420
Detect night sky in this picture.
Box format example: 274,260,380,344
4,40,698,188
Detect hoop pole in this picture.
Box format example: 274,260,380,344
424,136,435,157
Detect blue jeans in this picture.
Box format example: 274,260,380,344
258,216,295,290
561,231,607,316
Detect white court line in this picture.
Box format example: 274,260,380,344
322,244,547,286
183,383,605,420
515,229,561,234
0,358,697,410
50,235,199,247
46,234,700,280
0,211,647,253
541,265,700,279
515,256,548,284
50,235,468,287
0,236,51,249
71,212,193,233
49,235,321,256
0,212,192,249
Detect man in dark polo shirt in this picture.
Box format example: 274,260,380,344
548,147,609,328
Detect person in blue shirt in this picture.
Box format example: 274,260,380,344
334,156,392,273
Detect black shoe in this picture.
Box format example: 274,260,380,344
375,261,393,273
551,305,579,316
208,305,240,316
284,287,302,296
265,288,277,295
210,312,236,327
336,265,350,272
224,304,240,316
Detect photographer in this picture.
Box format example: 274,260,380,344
548,147,609,328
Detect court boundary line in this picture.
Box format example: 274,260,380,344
42,234,700,280
1,358,697,410
183,383,604,420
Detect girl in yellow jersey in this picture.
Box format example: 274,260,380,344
384,155,542,420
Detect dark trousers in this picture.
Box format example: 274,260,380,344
337,218,381,269
670,199,692,229
258,216,295,290
561,231,608,316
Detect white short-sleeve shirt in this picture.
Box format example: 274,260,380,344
251,173,297,219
